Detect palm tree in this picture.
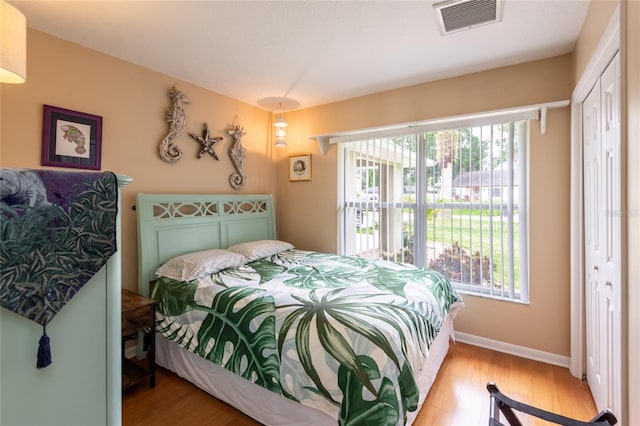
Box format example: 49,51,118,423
436,130,458,200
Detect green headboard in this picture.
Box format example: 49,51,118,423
136,193,276,296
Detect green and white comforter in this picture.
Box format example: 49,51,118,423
152,249,463,425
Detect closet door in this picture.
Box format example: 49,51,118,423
583,77,603,411
583,52,621,416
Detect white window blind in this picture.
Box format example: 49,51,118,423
339,118,529,302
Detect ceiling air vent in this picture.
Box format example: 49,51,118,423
434,0,503,35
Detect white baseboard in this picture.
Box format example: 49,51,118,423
455,331,571,368
126,331,570,368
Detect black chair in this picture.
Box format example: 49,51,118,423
487,382,617,426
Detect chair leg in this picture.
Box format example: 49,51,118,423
487,382,523,426
590,409,617,425
486,382,617,426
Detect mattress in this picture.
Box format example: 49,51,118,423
156,306,461,425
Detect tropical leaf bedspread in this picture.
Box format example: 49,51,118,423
152,249,463,425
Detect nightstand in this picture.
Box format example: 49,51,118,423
121,289,157,390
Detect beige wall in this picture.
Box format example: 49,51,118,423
1,18,612,362
573,0,619,83
0,29,277,294
278,55,575,357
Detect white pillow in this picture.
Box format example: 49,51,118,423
227,240,294,262
155,249,248,281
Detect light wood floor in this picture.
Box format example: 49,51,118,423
122,342,597,426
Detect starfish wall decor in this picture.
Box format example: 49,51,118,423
189,123,223,160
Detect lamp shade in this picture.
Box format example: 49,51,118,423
0,0,27,84
274,124,287,147
274,114,287,128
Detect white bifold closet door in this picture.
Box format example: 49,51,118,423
583,51,622,418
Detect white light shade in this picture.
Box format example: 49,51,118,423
274,114,287,128
274,124,287,147
0,0,26,84
274,112,287,147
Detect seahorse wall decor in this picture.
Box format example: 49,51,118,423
228,119,247,190
159,85,190,163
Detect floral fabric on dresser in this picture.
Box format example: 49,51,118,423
0,168,118,368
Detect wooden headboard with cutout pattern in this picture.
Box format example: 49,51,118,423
136,193,275,296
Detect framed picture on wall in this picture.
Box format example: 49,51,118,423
289,154,311,182
41,104,103,170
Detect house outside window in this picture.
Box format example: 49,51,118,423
339,120,529,302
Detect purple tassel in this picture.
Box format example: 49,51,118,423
37,327,51,369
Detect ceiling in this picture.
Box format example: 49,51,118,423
11,0,590,110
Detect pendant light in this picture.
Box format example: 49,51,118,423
274,103,288,148
256,97,300,149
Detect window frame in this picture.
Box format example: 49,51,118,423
337,113,531,303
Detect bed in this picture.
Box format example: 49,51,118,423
136,193,463,425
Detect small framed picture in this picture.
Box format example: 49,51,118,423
289,154,311,182
41,104,103,170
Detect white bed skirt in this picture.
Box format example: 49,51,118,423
155,302,463,425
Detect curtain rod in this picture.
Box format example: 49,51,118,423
309,100,570,154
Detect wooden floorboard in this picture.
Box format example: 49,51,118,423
122,342,596,425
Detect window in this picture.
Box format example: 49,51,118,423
339,119,529,302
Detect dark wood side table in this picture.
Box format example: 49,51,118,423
121,289,157,390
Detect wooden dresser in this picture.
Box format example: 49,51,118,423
121,289,157,390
